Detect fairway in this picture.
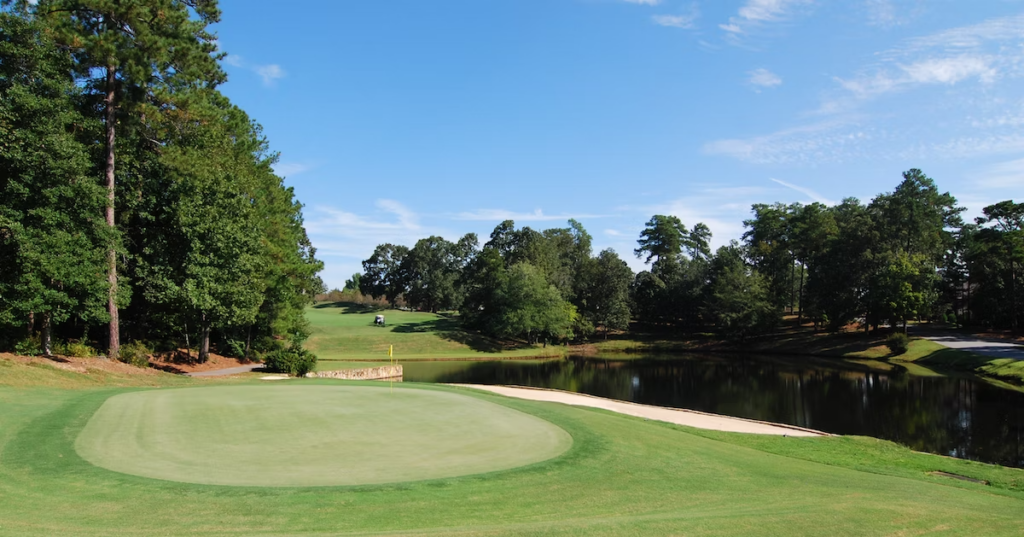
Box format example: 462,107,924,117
74,385,572,487
306,303,564,361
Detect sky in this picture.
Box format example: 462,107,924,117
213,0,1024,289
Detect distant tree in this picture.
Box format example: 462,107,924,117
360,244,410,304
973,201,1024,333
344,273,361,292
578,249,633,337
635,215,688,265
704,243,777,339
743,203,796,311
492,263,573,344
805,198,875,332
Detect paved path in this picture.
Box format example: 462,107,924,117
452,384,826,437
186,364,264,377
913,331,1024,360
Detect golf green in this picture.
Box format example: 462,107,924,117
74,385,572,487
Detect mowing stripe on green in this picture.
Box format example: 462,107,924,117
74,385,572,487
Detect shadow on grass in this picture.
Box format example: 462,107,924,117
313,301,386,314
390,317,527,353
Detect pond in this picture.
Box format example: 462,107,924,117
399,355,1024,468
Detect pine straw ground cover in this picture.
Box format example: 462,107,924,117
2,357,1024,535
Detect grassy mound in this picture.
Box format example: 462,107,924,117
306,302,565,362
75,385,571,487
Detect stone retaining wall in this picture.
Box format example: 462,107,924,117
309,365,403,381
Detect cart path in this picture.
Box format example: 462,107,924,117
451,384,827,437
913,330,1024,361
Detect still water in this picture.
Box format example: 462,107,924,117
400,355,1024,468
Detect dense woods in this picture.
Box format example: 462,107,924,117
0,3,323,361
357,170,1021,342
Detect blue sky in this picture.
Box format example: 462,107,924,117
214,0,1024,288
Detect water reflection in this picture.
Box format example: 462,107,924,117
403,355,1024,468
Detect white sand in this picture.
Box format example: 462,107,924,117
452,384,826,437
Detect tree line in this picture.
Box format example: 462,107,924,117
354,170,1021,341
0,2,324,362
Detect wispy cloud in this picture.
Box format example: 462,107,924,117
770,178,835,205
749,68,782,89
720,0,814,38
622,0,661,5
652,3,699,29
255,64,286,85
305,200,439,287
453,209,608,222
604,229,624,237
710,13,1024,165
831,14,1024,103
271,162,311,177
653,14,697,29
971,158,1024,190
703,120,876,164
222,54,287,87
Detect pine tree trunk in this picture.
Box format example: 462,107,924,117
199,318,211,364
797,263,805,326
41,312,52,357
245,326,252,361
104,62,120,360
27,311,34,339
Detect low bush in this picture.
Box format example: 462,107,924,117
886,332,910,355
14,335,42,357
263,346,318,377
54,341,97,358
119,341,152,368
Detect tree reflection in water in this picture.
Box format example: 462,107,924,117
405,355,1024,468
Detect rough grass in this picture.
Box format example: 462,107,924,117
3,371,1024,535
306,302,565,361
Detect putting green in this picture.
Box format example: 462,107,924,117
74,385,572,487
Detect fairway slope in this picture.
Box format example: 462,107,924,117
306,303,563,361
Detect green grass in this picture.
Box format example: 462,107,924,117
4,358,1024,535
75,384,571,487
306,302,566,361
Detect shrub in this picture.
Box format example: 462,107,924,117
119,341,152,368
223,338,246,359
263,346,318,377
14,335,42,357
55,341,97,358
886,332,910,355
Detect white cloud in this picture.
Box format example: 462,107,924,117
604,229,624,237
255,64,286,86
271,162,311,177
453,209,607,222
770,178,835,205
223,54,244,68
221,53,286,87
623,0,661,5
900,55,997,85
653,14,697,29
305,200,438,288
830,14,1024,103
720,0,814,37
749,68,782,89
